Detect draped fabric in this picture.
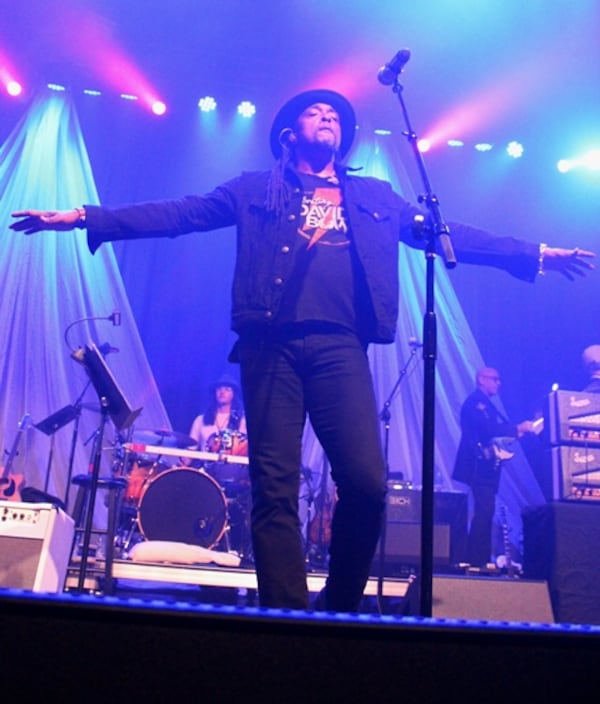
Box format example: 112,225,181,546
0,91,544,557
0,90,171,524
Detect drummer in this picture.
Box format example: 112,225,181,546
188,374,247,458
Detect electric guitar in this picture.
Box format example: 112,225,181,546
0,413,31,502
490,437,515,462
489,417,544,466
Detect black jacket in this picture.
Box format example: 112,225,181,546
452,388,520,486
85,167,539,344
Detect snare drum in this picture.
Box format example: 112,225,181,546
137,467,228,549
206,429,248,456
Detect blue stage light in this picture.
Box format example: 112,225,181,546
198,96,217,112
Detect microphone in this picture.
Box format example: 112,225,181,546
377,48,411,85
108,310,121,326
98,342,120,356
408,337,423,348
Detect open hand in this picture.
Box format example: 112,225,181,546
10,209,82,234
542,246,595,281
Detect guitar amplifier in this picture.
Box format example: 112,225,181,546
551,446,600,502
0,501,74,592
544,390,600,448
373,487,468,573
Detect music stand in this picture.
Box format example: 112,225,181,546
72,342,142,592
35,404,81,498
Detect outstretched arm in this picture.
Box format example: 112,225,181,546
10,208,85,233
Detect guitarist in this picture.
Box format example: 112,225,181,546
452,367,535,568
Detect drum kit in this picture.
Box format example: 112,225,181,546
111,427,252,561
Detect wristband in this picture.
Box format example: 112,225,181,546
74,207,86,228
538,243,548,276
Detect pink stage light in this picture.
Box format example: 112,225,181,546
0,51,23,97
51,5,165,114
151,101,167,116
6,80,22,97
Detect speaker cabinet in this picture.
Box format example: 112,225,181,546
523,502,600,625
0,501,74,592
431,575,554,622
549,445,600,501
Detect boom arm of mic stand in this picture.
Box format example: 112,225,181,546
391,80,456,268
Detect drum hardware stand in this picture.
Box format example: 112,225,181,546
306,456,333,570
299,465,317,566
225,489,253,562
112,445,139,555
381,50,456,616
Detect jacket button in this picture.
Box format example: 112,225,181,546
287,214,296,222
281,245,290,254
373,211,380,220
274,277,283,285
265,311,273,319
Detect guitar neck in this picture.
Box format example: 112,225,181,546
2,413,31,477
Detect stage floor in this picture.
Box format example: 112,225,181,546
61,553,555,623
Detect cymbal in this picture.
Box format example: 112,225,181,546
131,428,196,449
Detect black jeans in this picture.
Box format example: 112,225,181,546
238,324,387,611
467,462,500,567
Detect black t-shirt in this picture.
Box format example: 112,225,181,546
276,172,375,338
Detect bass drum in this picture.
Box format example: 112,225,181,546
137,467,227,549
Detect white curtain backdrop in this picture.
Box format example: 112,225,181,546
0,90,171,526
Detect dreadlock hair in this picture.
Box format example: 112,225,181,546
265,132,294,220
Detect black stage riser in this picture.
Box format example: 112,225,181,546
1,592,599,701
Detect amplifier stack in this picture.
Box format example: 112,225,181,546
543,390,600,502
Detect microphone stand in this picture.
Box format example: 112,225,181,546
377,346,419,610
386,72,456,617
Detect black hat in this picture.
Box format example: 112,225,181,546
209,373,240,393
269,89,357,160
